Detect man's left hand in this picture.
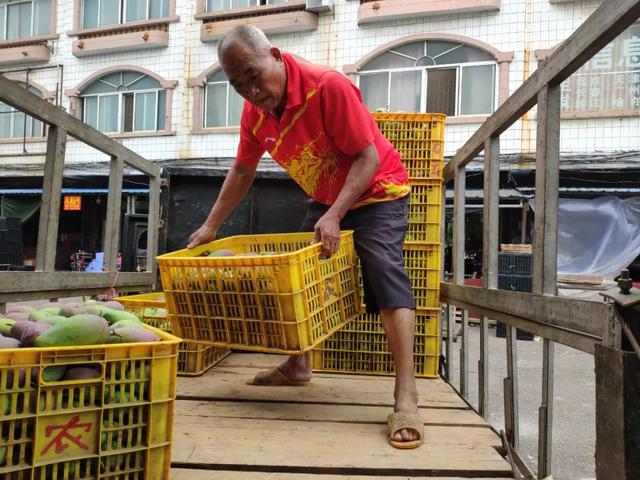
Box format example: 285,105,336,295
313,212,341,258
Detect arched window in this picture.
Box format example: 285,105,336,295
82,0,168,29
79,71,166,133
358,40,497,116
206,0,287,12
0,0,52,40
204,69,244,128
0,84,44,139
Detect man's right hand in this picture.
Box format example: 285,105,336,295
187,223,218,249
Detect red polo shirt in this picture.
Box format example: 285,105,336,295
236,53,410,208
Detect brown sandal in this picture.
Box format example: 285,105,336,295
246,368,311,386
386,412,424,449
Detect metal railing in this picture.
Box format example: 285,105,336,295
439,0,640,477
0,74,160,305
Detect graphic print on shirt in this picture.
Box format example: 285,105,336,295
281,132,341,200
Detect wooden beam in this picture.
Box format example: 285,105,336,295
0,272,154,303
36,126,66,272
104,156,123,272
0,75,160,178
147,174,161,275
452,167,466,286
482,137,500,290
460,309,469,399
479,316,489,419
505,326,519,450
533,85,561,296
440,284,606,353
443,0,640,182
538,338,555,477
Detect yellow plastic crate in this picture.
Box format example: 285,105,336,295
405,178,443,243
157,231,361,354
118,293,230,376
312,309,440,377
403,242,441,310
373,112,445,179
0,326,179,479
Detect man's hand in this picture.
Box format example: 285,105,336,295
313,212,341,258
187,223,218,249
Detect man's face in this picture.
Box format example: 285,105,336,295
221,44,287,115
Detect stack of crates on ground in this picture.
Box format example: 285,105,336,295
0,217,24,268
0,327,179,478
312,113,446,378
157,231,361,354
496,251,534,340
118,292,231,376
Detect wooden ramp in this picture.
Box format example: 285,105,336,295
171,353,514,480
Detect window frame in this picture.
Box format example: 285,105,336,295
203,77,243,128
0,84,45,139
80,73,165,134
205,0,287,13
357,59,498,117
81,0,169,29
0,0,51,41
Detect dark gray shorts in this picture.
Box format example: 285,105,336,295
300,196,415,314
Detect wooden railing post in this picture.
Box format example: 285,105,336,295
36,125,66,272
534,84,561,478
146,174,161,275
103,156,124,273
479,136,499,419
453,166,468,397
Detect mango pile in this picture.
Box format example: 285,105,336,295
0,300,162,349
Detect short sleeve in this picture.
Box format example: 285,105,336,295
236,106,266,168
320,72,375,156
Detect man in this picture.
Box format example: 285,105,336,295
188,25,423,449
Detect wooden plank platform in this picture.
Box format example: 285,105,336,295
171,353,514,479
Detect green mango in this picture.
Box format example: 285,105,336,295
101,310,141,325
105,335,124,344
0,443,7,467
34,315,110,348
39,306,62,316
41,365,68,382
110,319,143,330
1,394,9,415
29,310,53,322
39,315,69,326
0,318,15,335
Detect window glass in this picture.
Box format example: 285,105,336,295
83,0,99,28
98,95,119,132
362,52,414,71
359,73,389,112
99,0,119,26
0,6,5,40
392,42,425,60
33,0,51,35
134,91,157,131
205,83,228,127
0,102,11,137
156,90,166,130
460,64,495,115
126,0,146,22
426,68,456,116
389,70,421,112
149,0,167,18
228,87,244,126
436,45,493,65
83,96,98,129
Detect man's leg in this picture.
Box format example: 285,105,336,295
380,307,420,442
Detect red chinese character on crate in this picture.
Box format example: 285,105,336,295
41,415,92,455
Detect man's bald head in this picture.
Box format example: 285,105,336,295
218,25,272,61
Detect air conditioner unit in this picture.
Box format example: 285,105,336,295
306,0,333,13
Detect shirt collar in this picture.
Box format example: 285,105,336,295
282,53,305,110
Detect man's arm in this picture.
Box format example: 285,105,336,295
187,162,258,248
313,143,379,256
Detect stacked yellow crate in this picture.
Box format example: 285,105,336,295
313,113,445,377
117,293,230,376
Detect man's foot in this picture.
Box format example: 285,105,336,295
246,354,312,386
389,384,421,445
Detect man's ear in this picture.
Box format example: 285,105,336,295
270,47,283,62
